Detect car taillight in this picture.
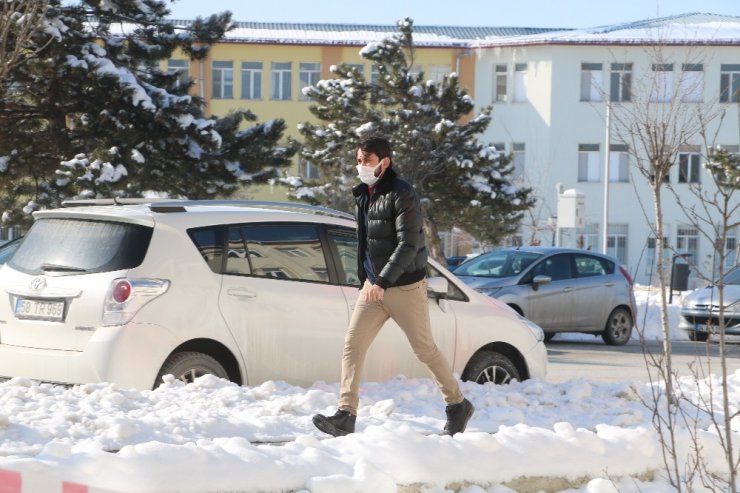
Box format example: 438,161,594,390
619,265,633,286
112,280,132,303
103,278,170,326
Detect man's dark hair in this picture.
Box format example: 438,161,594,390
357,135,392,165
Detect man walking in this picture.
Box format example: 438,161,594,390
312,135,474,437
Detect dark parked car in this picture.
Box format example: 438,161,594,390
452,246,636,345
680,265,740,341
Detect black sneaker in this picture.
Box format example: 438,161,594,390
443,398,474,436
312,409,356,437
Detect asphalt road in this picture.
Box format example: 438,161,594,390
545,336,740,384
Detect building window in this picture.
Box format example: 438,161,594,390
300,159,320,180
678,147,701,184
610,63,632,102
720,64,740,103
581,223,600,251
167,59,189,88
676,225,699,261
609,144,630,183
650,63,673,103
212,61,233,99
578,144,600,182
679,63,703,102
514,63,528,102
428,64,450,83
299,62,321,101
494,64,507,102
271,62,292,101
370,64,380,85
512,143,525,178
240,62,262,100
725,228,737,269
607,224,628,264
492,143,506,157
580,63,603,102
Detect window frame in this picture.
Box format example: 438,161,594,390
720,64,740,103
610,63,632,102
580,62,603,102
270,61,292,101
578,144,601,182
212,60,234,99
241,61,263,100
299,62,321,101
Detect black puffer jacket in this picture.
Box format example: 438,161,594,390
352,167,428,289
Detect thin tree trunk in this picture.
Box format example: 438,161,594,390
422,208,445,265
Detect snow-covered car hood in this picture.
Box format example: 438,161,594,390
682,284,740,313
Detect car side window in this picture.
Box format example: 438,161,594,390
574,254,612,277
188,226,225,274
427,264,468,302
225,226,252,275
326,228,360,287
531,253,572,281
242,224,329,283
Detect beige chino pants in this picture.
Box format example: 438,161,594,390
338,279,464,415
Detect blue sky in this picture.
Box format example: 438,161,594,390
166,0,738,28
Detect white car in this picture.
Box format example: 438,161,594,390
0,200,547,390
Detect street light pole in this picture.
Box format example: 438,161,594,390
602,101,611,255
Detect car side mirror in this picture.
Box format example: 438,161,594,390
427,276,449,300
532,275,552,291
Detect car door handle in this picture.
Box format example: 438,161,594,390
227,288,257,299
604,282,614,287
562,287,573,292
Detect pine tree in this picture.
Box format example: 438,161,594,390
0,0,296,226
294,18,533,260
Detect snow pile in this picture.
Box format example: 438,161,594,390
0,289,737,492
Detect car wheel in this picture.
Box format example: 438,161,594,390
601,307,633,346
688,331,710,342
155,351,228,388
462,351,521,385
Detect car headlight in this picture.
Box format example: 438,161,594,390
518,315,545,342
476,287,503,297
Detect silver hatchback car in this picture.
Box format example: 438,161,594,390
453,247,637,345
680,266,740,341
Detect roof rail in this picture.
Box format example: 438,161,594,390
148,199,355,220
61,198,354,220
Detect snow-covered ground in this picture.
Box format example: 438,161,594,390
0,287,738,493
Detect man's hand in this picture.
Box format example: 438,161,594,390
364,283,385,302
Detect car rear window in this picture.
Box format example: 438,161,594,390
9,218,153,275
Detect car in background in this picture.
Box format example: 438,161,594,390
0,237,23,265
0,200,547,390
452,246,636,345
679,265,740,341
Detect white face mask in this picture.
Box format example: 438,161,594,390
356,161,383,186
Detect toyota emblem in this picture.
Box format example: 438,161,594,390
29,277,46,291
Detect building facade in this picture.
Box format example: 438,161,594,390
158,15,739,286
473,13,740,285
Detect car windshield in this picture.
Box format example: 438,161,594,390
725,267,740,285
9,218,153,275
453,250,542,278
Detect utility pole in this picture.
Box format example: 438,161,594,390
602,102,611,255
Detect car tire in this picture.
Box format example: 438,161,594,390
461,351,521,385
155,351,228,388
688,331,710,342
601,307,633,346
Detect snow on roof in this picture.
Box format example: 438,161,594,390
473,13,740,47
165,20,566,46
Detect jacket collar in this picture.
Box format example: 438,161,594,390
352,167,397,198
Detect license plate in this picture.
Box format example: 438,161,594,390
14,298,65,321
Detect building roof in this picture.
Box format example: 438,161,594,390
167,20,568,47
473,13,740,47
